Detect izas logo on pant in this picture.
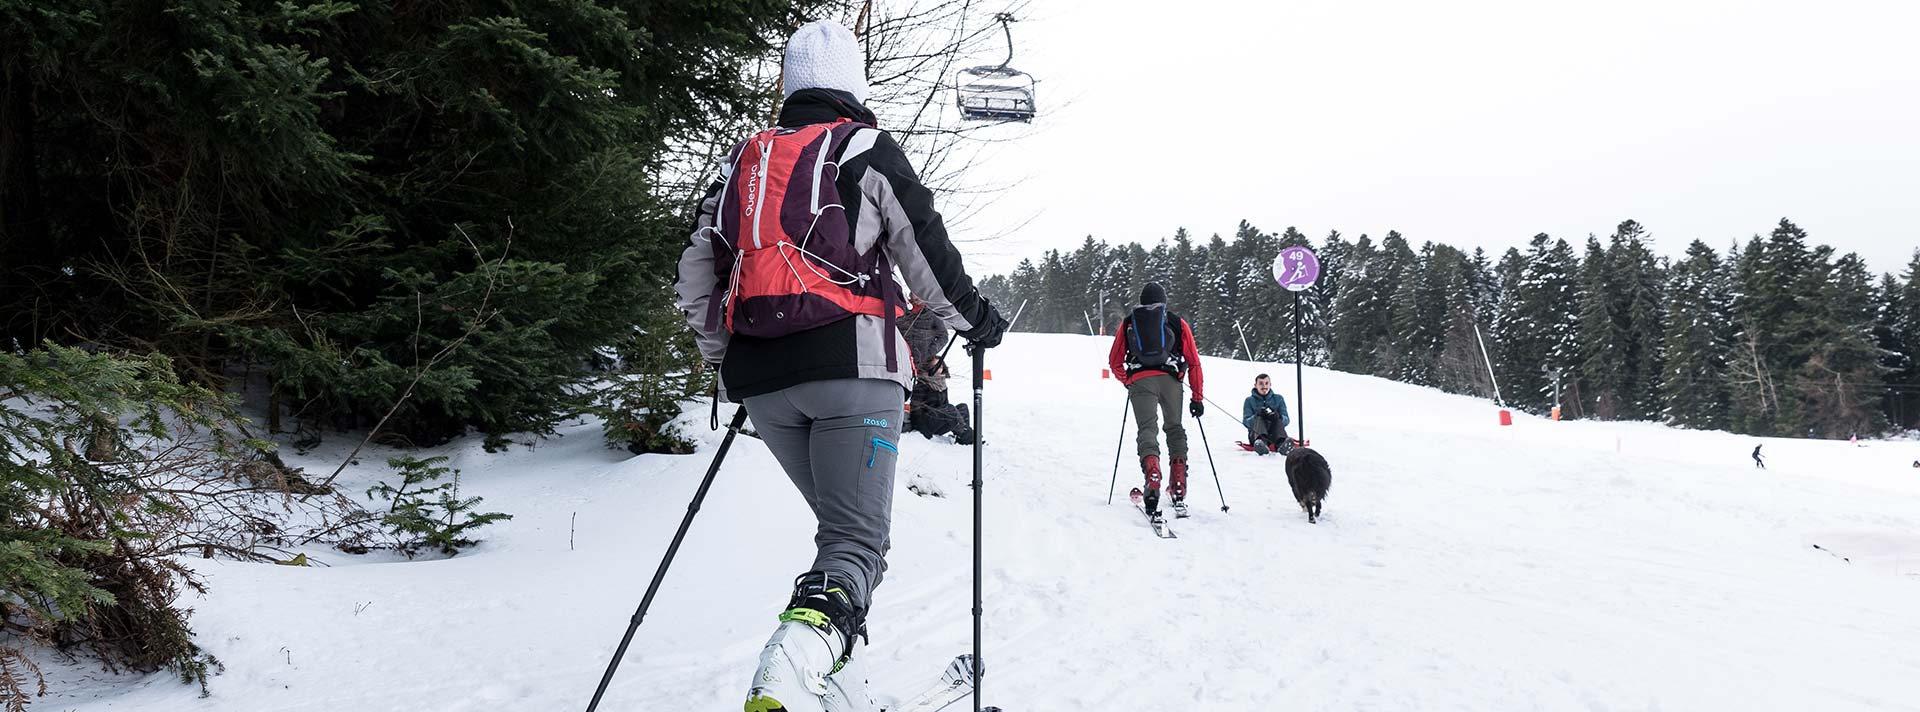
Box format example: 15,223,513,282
863,418,889,428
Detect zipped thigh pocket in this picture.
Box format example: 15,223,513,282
867,437,898,468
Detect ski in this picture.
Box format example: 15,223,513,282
882,654,999,712
1171,499,1190,519
1127,488,1176,538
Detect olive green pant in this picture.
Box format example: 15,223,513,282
1127,373,1187,460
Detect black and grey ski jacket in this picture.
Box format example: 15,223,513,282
673,89,994,400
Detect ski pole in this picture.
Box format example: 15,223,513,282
968,344,987,712
1106,397,1130,504
1192,413,1230,513
585,405,750,712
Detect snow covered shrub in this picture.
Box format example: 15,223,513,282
591,298,710,455
366,456,510,557
1,345,246,708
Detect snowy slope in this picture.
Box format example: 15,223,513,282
40,333,1920,711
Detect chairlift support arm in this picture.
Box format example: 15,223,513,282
993,13,1016,72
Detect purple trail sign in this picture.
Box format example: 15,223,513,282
1273,246,1321,292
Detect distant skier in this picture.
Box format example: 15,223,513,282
674,19,1008,712
1241,373,1292,456
1108,282,1205,517
1752,444,1765,469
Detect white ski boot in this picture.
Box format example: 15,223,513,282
745,574,871,712
822,652,877,712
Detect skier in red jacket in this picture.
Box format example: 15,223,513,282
1108,282,1205,517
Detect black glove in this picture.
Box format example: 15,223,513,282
1189,400,1204,418
1260,407,1275,417
960,299,1009,351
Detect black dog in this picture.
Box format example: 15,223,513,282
1283,447,1332,523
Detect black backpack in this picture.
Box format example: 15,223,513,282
1128,304,1177,368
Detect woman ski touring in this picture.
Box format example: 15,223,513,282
673,19,1008,712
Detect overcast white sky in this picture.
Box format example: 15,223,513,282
944,0,1920,278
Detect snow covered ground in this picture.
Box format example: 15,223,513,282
38,333,1920,711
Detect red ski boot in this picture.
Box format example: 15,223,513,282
1128,455,1174,536
1139,455,1162,514
1168,457,1191,518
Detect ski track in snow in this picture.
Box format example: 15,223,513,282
35,334,1920,711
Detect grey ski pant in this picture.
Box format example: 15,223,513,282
1127,374,1188,460
744,378,905,613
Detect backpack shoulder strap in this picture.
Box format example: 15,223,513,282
712,136,755,237
719,134,756,179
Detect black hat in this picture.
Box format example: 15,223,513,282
1140,282,1166,305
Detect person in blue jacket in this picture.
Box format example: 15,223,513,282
1242,373,1291,456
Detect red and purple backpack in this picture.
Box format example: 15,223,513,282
703,119,905,369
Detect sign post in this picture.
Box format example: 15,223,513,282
1272,247,1321,444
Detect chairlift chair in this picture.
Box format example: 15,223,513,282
956,13,1036,123
957,66,1036,122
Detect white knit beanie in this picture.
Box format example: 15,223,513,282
782,20,869,105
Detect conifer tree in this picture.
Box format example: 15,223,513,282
1575,235,1625,418
1612,221,1668,420
1000,259,1043,331
1725,237,1775,432
1175,234,1221,356
1470,248,1499,324
1315,231,1353,366
1147,239,1174,287
1791,252,1887,436
1228,222,1280,359
1661,241,1732,429
1069,236,1111,334
1538,237,1585,411
1873,273,1909,427
1423,245,1489,396
1729,220,1818,433
1037,249,1076,334
1113,243,1153,331
1371,232,1419,378
1388,243,1449,385
1497,235,1579,413
1169,229,1207,326
1330,234,1386,374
